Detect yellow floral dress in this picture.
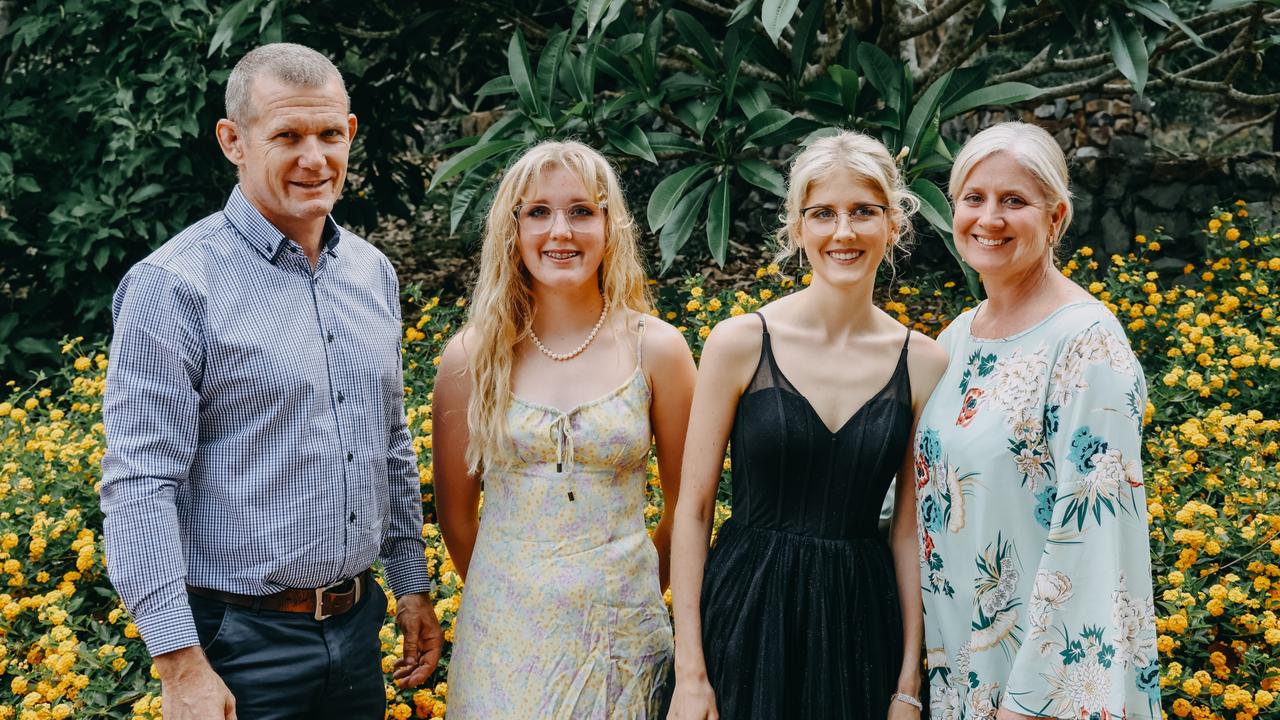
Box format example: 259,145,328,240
446,321,672,719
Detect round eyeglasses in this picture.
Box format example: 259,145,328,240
513,202,607,233
801,204,888,236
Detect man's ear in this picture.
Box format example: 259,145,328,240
347,113,358,144
216,119,245,167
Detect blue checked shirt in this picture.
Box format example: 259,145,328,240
101,186,430,657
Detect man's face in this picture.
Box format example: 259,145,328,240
219,75,357,233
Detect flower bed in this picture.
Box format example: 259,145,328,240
0,205,1276,719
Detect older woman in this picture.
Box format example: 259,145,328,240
914,122,1161,720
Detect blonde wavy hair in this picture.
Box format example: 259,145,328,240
462,140,652,474
775,130,919,271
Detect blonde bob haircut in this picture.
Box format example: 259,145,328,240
948,121,1074,247
462,140,652,474
775,129,919,269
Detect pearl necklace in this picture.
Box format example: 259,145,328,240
530,303,608,362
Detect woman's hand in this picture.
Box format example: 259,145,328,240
666,678,719,720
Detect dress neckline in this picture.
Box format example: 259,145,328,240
510,364,647,417
966,300,1100,343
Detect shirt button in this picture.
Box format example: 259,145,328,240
346,451,353,462
349,512,356,523
327,332,334,343
337,391,345,404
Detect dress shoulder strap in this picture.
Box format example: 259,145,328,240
635,314,647,364
754,311,769,335
900,325,912,354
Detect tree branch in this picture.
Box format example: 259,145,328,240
1151,69,1280,107
335,23,401,40
891,0,982,42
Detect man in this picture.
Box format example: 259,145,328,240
101,43,442,719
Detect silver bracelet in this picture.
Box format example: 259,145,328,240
890,692,923,711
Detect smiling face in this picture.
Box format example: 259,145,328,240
798,167,894,288
515,163,607,292
952,152,1066,282
216,74,356,239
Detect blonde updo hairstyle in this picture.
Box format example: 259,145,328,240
462,140,652,474
776,130,919,271
948,122,1074,250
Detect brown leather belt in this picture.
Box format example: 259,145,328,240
187,569,373,621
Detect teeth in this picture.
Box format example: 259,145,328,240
974,235,1008,247
828,250,863,260
545,251,578,259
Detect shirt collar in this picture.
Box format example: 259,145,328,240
224,185,342,263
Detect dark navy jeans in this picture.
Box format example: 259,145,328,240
189,585,387,719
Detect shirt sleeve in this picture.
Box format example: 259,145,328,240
1001,321,1162,719
100,263,205,657
377,261,432,598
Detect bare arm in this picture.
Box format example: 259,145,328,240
889,333,949,717
668,317,761,719
432,331,482,580
643,318,698,592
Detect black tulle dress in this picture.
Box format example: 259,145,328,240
700,313,912,719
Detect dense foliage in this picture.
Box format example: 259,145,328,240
0,206,1275,718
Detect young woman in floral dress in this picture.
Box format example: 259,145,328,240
914,122,1161,720
432,141,696,718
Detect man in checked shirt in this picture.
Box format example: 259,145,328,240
101,43,442,719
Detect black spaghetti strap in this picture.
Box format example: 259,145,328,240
754,311,769,335
900,326,912,353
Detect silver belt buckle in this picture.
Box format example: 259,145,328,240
313,574,362,622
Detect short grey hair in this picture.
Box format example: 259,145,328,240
225,43,347,126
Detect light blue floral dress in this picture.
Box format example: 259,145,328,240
914,301,1161,720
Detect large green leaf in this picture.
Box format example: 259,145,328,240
1108,13,1149,96
910,178,981,298
760,0,802,45
606,125,658,164
789,0,824,84
728,0,761,25
988,0,1008,26
857,43,902,109
671,9,720,66
1128,0,1206,51
743,108,793,143
904,71,952,164
647,163,713,231
428,139,525,192
646,131,699,154
507,30,542,118
736,158,786,197
208,0,252,57
449,171,489,235
941,82,1043,120
476,75,515,99
660,178,715,271
829,64,861,115
706,173,733,265
749,117,823,147
536,30,571,113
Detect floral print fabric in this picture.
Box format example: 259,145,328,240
915,301,1161,719
445,366,673,719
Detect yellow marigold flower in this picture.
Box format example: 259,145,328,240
1079,246,1093,257
686,299,702,312
1183,678,1203,695
689,286,703,297
9,408,25,423
729,305,744,317
698,326,710,339
73,357,91,372
1149,241,1161,251
1226,227,1241,242
707,298,721,312
766,263,779,275
759,289,773,300
801,273,812,286
1209,219,1222,233
123,622,139,639
755,268,766,278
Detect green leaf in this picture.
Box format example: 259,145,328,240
910,178,982,299
582,0,610,37
15,176,40,193
760,0,802,45
208,0,253,57
14,337,55,355
904,71,951,163
790,0,824,84
429,139,525,192
679,95,721,139
941,82,1043,120
728,0,761,25
988,0,1008,26
736,158,786,197
536,30,571,112
507,31,542,118
606,125,657,164
706,173,733,265
646,131,699,154
659,178,714,271
743,108,793,143
1108,13,1149,96
130,184,165,204
829,64,861,115
1128,0,1206,51
749,117,823,147
449,171,489,235
647,163,713,231
476,75,515,98
671,10,719,66
93,246,110,270
857,43,902,109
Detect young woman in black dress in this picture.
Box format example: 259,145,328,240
667,131,949,719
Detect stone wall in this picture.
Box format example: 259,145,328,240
944,97,1280,269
